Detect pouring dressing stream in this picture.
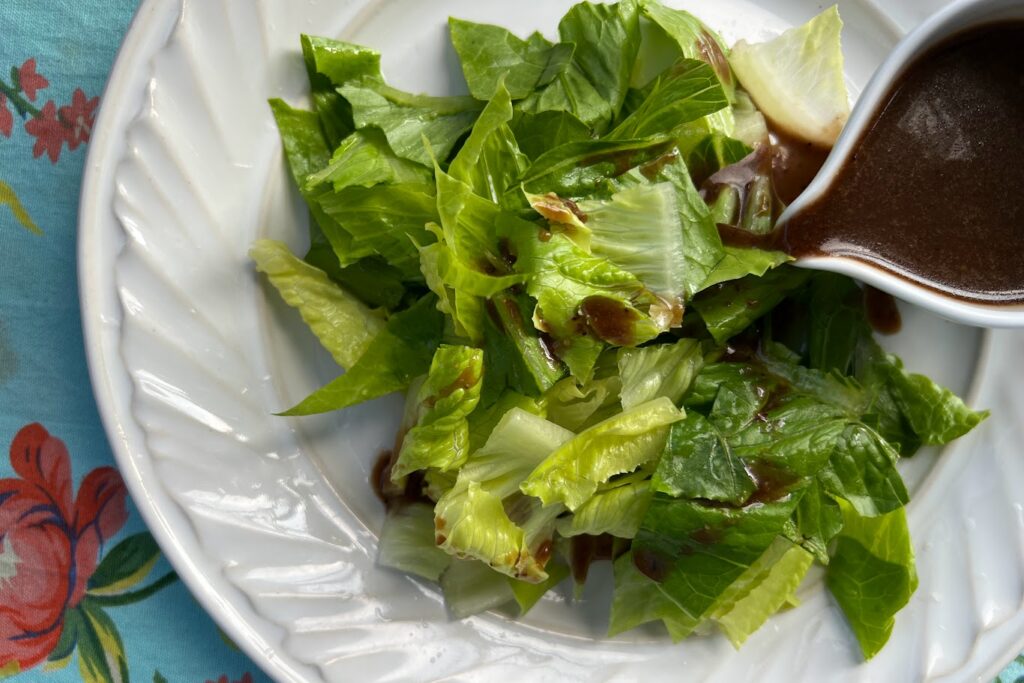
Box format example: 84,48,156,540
772,0,1024,327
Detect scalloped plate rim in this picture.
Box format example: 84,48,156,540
77,1,1024,682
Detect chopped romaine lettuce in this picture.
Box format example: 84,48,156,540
391,345,483,480
250,239,385,370
729,6,850,146
254,2,987,658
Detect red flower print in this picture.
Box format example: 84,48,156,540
16,58,48,102
0,424,128,672
0,96,11,138
59,88,99,150
206,674,254,683
24,101,68,163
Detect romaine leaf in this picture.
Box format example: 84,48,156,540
377,502,451,581
508,561,570,615
729,6,850,146
300,34,377,146
305,127,431,192
517,0,642,133
510,110,591,161
685,133,751,187
251,240,385,370
608,550,691,639
448,83,529,204
449,18,562,100
340,79,482,165
874,351,988,446
303,245,407,310
639,2,735,98
544,373,622,432
609,59,728,140
652,412,755,505
315,181,438,279
630,492,803,638
556,477,652,538
440,558,517,618
519,136,673,199
692,266,810,343
481,290,566,399
268,98,331,183
618,338,703,411
435,408,572,581
826,500,918,659
611,148,726,297
520,397,684,510
793,479,843,563
817,423,909,517
698,246,791,290
512,230,661,357
467,390,545,451
391,345,484,480
282,294,444,415
710,536,813,647
578,183,687,311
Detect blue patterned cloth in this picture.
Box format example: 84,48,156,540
0,2,1020,682
0,2,268,681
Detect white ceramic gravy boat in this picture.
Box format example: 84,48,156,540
779,0,1024,327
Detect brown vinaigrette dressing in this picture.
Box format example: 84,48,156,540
784,22,1024,304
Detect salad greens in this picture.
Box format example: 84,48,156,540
253,0,987,660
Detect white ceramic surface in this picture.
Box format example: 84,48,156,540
781,0,1024,327
77,1,1024,681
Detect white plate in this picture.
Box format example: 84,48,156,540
78,1,1024,681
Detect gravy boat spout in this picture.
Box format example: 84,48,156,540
778,0,1024,328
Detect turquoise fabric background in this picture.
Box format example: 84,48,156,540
0,2,1020,682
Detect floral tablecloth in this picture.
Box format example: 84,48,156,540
0,2,1021,682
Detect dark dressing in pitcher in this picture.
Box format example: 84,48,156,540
783,22,1024,304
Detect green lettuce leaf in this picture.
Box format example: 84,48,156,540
639,2,735,98
610,148,726,297
826,500,918,659
340,79,482,165
609,59,728,140
305,127,431,192
729,6,850,146
652,411,756,505
544,372,622,432
377,502,451,581
873,351,988,446
512,230,661,370
517,0,642,133
608,550,691,639
250,240,385,370
519,136,673,199
303,247,406,310
449,18,565,100
440,558,517,618
692,266,810,343
467,390,545,451
391,345,484,480
556,477,652,538
630,492,802,638
448,83,529,204
710,536,813,647
481,290,566,399
698,246,791,291
520,397,684,510
617,338,703,410
300,34,379,145
315,181,438,280
282,294,444,415
435,408,572,581
507,561,570,615
510,110,591,161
